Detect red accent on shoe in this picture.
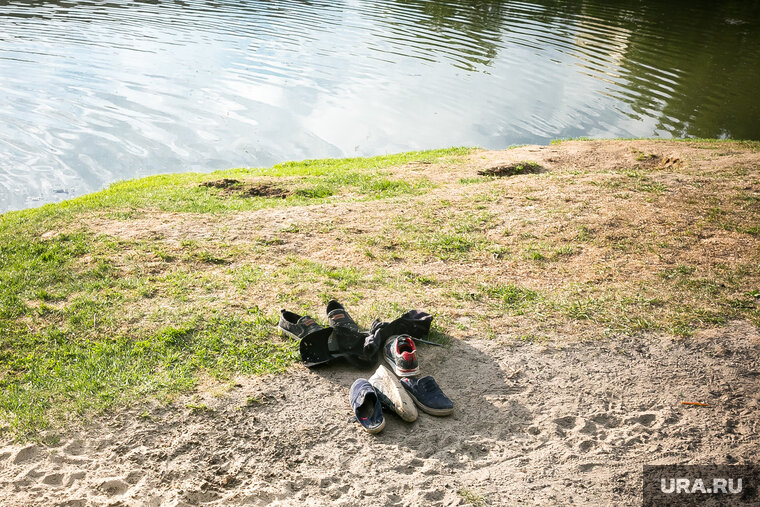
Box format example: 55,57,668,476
401,351,415,361
396,338,415,354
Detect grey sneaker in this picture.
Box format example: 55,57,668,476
383,335,420,377
369,365,418,422
278,309,323,339
326,300,360,332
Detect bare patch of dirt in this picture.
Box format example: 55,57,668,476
199,179,291,199
200,178,241,189
240,184,290,199
478,161,544,177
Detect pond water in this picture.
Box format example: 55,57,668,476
1,0,759,212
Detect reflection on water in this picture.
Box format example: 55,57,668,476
0,0,758,211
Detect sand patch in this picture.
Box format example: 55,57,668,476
1,321,757,506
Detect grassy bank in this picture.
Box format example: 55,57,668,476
1,140,759,439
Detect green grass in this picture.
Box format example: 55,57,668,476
482,283,542,313
7,147,465,215
458,487,487,506
0,310,295,438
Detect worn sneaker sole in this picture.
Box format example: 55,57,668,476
369,365,418,422
363,418,386,434
384,355,420,377
406,392,454,417
278,326,302,341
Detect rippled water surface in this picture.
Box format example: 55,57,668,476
1,0,759,211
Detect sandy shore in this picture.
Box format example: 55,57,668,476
1,321,758,506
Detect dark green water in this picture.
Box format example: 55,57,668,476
1,0,759,211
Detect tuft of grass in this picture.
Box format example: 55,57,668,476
458,487,487,506
192,251,228,265
482,283,542,313
523,247,545,261
459,176,489,184
186,403,214,414
426,233,478,258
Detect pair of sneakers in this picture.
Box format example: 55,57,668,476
278,300,359,340
280,300,373,368
383,334,454,418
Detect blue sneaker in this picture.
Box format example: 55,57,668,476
349,379,385,434
400,376,454,416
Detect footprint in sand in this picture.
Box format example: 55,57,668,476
12,444,40,464
578,440,596,453
99,477,129,496
423,488,445,501
42,472,64,486
62,439,85,456
553,415,577,430
578,420,597,435
578,462,602,472
626,413,656,427
65,471,86,487
183,489,222,503
527,425,541,435
590,413,619,428
392,457,424,473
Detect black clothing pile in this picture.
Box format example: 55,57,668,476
279,301,433,368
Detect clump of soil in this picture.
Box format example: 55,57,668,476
635,153,682,169
242,184,290,199
199,178,240,189
478,162,544,177
199,179,290,199
660,156,682,168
